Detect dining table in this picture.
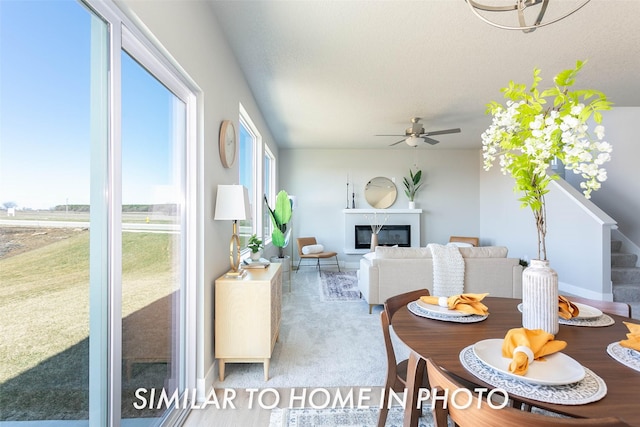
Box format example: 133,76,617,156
391,296,640,427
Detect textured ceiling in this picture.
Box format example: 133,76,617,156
209,0,640,150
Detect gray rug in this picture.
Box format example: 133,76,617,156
269,406,434,427
320,270,360,301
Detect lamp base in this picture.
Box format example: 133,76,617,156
224,269,247,279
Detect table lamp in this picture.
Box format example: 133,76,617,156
214,184,251,277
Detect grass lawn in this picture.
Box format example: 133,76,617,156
0,227,175,421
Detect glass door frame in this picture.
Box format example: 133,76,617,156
84,1,201,426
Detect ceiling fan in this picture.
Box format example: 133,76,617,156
376,117,461,147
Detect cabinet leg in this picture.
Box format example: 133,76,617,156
219,360,225,381
263,359,269,381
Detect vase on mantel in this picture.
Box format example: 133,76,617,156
408,201,416,209
370,233,378,252
521,259,559,334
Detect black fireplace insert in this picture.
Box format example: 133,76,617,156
355,225,411,249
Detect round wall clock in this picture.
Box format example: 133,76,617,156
219,120,237,168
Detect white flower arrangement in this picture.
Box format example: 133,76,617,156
364,212,389,235
481,60,612,260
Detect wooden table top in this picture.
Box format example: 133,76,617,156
391,297,640,425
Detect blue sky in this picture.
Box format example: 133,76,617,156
0,0,176,209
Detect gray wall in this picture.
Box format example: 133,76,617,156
280,148,481,267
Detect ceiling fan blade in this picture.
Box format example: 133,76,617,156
422,136,440,145
424,128,461,136
389,139,406,146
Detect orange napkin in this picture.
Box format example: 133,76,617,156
419,293,489,315
620,321,640,351
558,295,580,320
501,328,567,375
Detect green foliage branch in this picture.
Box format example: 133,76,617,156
482,60,612,261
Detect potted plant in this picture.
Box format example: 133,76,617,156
247,234,263,260
403,167,423,209
264,190,292,259
481,60,611,333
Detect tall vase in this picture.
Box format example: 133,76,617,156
521,259,559,334
370,233,378,252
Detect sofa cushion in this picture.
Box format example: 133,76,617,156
458,246,508,258
375,246,432,259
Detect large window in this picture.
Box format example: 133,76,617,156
0,1,198,426
263,146,276,241
238,105,263,249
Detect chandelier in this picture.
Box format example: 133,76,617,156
465,0,591,33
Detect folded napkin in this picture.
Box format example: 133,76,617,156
558,295,580,320
620,321,640,351
501,328,567,376
419,293,489,316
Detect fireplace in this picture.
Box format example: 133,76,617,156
355,225,411,249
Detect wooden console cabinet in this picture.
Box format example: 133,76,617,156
214,263,282,381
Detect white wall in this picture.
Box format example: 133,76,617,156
565,108,640,248
119,0,280,395
280,148,481,267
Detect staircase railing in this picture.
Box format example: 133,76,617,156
546,179,617,301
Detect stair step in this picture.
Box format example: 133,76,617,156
611,267,640,284
612,239,623,253
613,284,640,303
612,252,639,268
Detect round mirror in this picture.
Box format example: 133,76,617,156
364,177,397,209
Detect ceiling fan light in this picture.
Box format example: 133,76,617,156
406,136,420,147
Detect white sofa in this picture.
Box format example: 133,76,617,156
358,245,523,313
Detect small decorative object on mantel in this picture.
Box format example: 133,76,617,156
481,60,612,334
365,212,388,252
403,166,423,209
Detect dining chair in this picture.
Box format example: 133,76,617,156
448,236,479,247
565,295,631,318
379,289,430,427
295,237,340,273
425,357,631,427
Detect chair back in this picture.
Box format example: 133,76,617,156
296,237,317,256
565,295,630,318
425,358,630,427
449,236,479,247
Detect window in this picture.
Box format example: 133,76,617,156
238,104,263,249
263,146,276,241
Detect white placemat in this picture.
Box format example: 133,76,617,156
407,301,488,323
607,342,640,372
459,345,607,405
517,303,615,327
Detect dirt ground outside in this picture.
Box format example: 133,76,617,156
0,226,87,259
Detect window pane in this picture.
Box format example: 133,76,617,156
0,0,96,422
238,122,254,248
120,51,184,423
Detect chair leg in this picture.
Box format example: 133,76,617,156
335,255,341,272
296,258,302,273
316,258,320,273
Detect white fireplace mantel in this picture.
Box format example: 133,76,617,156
343,208,422,254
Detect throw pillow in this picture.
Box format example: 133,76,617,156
302,244,324,254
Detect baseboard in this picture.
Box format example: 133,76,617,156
198,361,217,402
559,281,613,301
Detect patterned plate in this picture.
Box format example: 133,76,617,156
517,303,615,327
607,342,640,372
460,345,607,405
407,301,487,323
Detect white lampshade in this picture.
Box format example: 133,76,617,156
405,136,421,147
214,185,251,221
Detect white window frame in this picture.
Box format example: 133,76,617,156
239,103,263,245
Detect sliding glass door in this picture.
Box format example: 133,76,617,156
0,1,197,425
120,50,186,424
